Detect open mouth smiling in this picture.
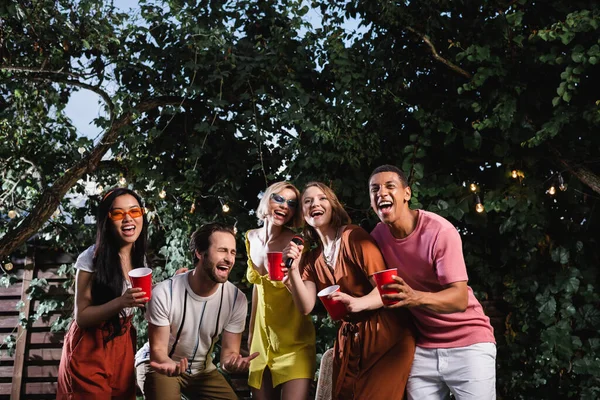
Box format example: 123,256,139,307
216,264,230,273
310,210,324,217
377,201,393,211
121,225,136,235
274,210,287,218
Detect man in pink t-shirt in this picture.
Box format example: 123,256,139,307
368,165,496,400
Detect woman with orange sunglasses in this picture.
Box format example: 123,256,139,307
57,188,150,399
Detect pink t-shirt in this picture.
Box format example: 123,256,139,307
371,210,495,348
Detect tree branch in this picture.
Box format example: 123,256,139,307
405,27,473,80
1,65,115,121
550,147,600,195
0,96,186,259
0,64,92,82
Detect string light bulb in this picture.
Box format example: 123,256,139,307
558,174,567,191
4,262,13,271
469,183,477,192
547,185,556,196
511,169,525,179
158,189,167,199
474,194,485,213
189,203,196,214
118,176,127,186
7,210,17,219
219,198,230,213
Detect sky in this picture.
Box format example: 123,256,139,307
64,0,138,140
64,0,360,140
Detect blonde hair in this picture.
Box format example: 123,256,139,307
256,181,302,228
301,182,351,244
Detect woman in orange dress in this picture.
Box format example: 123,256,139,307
57,188,150,399
284,182,416,400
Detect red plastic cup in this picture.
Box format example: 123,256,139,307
373,268,399,306
267,252,284,281
128,267,152,300
318,285,347,320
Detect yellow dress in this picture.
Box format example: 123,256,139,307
245,234,316,389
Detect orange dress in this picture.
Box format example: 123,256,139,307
57,317,136,399
301,225,416,400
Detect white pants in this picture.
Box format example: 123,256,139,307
407,343,496,400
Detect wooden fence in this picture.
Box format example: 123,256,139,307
0,244,73,399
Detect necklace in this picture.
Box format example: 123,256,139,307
322,228,341,267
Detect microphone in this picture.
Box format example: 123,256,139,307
285,235,304,268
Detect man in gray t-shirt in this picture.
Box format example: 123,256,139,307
138,223,258,400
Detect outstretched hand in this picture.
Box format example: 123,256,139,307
150,357,188,377
222,352,260,374
382,275,422,308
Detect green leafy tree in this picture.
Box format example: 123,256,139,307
2,0,599,397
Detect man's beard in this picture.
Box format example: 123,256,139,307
203,259,228,284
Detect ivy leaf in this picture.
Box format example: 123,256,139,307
551,247,570,264
537,294,556,326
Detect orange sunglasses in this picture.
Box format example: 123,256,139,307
108,207,144,221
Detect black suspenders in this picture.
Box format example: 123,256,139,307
168,286,188,358
168,283,225,368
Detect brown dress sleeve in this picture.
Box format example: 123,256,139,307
300,249,317,283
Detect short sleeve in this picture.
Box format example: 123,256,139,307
346,227,388,277
434,228,468,285
224,289,247,334
74,246,95,273
145,280,172,327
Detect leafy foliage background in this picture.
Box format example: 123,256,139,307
1,1,599,398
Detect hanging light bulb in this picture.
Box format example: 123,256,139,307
4,262,13,271
118,176,127,186
558,174,567,191
219,198,230,213
158,189,167,199
7,210,17,219
189,203,196,214
474,194,485,213
511,169,525,179
547,185,556,196
469,183,477,192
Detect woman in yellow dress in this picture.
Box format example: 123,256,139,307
246,181,316,399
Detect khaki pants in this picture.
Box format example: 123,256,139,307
138,361,238,400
